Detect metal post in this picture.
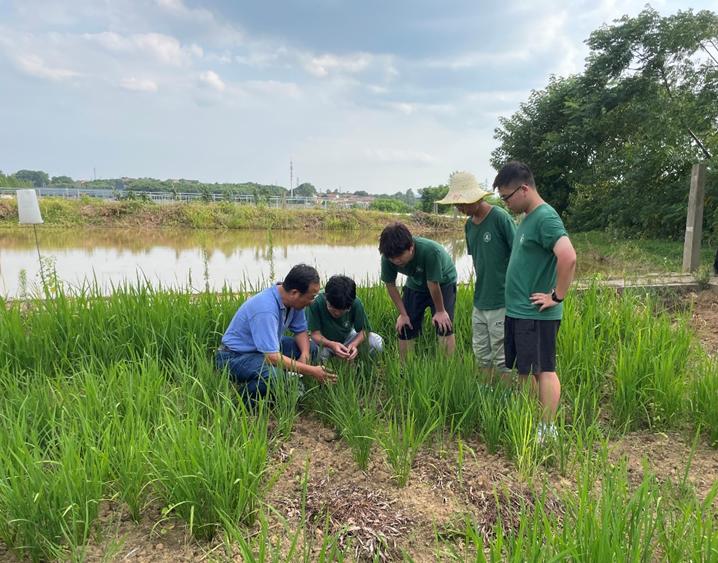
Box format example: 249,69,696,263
33,224,46,288
682,162,707,273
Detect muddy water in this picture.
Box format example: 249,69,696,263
0,227,474,297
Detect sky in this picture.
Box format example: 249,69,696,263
0,0,714,194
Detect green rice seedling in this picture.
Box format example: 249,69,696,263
267,369,304,441
401,355,447,433
556,284,614,424
0,429,106,562
380,395,438,486
563,455,662,561
322,369,381,470
476,383,510,454
105,411,151,522
690,357,718,446
503,390,541,477
439,355,484,437
149,390,269,541
612,330,651,431
638,311,691,428
656,482,718,561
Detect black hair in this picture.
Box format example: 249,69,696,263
324,275,356,310
379,222,414,258
492,160,535,189
283,264,320,293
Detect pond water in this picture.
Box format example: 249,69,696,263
0,227,474,297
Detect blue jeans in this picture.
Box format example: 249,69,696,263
216,336,318,397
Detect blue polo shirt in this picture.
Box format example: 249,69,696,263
221,284,308,353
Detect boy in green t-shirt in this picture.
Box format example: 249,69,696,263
379,222,458,360
494,161,576,441
307,275,383,362
437,171,516,377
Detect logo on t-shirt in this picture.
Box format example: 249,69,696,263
483,232,492,243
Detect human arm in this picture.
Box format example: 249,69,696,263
428,281,452,333
345,329,366,360
530,236,577,311
386,282,413,335
264,350,337,383
294,330,313,365
311,330,351,359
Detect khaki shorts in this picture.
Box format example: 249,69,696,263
472,307,508,372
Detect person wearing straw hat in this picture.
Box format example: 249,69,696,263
437,171,516,378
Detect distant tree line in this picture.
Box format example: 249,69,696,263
1,169,459,214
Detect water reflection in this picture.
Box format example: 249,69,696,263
0,227,473,296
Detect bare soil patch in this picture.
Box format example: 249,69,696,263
691,288,718,355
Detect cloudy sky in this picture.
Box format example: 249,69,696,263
0,0,712,193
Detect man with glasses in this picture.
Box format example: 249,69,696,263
437,171,515,379
494,161,576,442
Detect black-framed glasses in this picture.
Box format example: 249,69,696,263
500,184,524,202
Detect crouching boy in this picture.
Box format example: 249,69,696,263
307,275,384,362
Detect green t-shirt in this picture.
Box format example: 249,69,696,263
465,206,516,310
505,203,568,320
381,236,457,292
306,292,371,343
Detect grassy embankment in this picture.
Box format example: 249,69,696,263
1,280,718,560
0,197,460,232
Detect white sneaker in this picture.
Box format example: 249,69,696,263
537,422,558,444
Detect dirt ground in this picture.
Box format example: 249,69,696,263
690,288,718,356
3,289,718,562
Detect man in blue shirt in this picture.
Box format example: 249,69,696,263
216,264,337,397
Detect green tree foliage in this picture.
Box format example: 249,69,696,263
50,176,74,184
293,182,317,197
13,170,50,187
0,171,31,188
369,197,412,213
492,7,718,238
418,185,449,214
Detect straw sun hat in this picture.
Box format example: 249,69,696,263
436,171,492,205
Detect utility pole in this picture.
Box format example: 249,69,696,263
290,161,294,198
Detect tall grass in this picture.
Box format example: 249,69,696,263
0,280,714,558
319,370,381,471
380,395,438,486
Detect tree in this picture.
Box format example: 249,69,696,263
0,171,31,188
14,170,50,187
50,175,74,184
353,190,370,197
492,7,718,238
294,182,317,197
418,185,450,213
369,198,412,213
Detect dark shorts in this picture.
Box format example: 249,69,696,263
504,317,561,375
399,283,457,340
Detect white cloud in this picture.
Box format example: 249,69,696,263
199,70,225,92
120,77,158,92
303,52,373,77
84,31,202,66
154,0,245,46
15,54,79,80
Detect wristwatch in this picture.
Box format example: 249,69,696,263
551,289,564,303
